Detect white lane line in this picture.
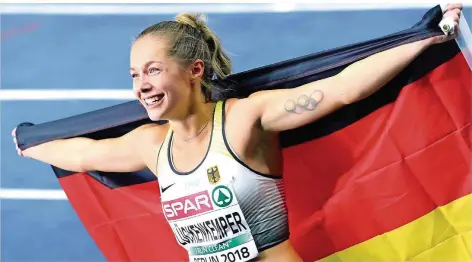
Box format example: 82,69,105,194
0,188,67,200
0,89,135,100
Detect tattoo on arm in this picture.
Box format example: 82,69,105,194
284,90,324,114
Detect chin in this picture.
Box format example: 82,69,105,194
139,101,163,121
147,111,163,121
142,98,173,121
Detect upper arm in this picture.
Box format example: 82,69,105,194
243,75,350,132
82,123,166,173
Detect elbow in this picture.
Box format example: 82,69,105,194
75,139,102,173
76,149,94,173
75,155,89,173
340,91,360,105
333,75,361,105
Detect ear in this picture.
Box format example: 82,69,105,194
189,59,205,81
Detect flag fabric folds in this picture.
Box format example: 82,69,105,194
17,5,471,261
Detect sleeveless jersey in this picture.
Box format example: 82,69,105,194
157,100,289,261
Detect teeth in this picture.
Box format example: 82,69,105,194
144,95,163,105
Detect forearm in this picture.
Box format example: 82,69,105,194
339,38,432,103
23,137,96,172
252,38,435,132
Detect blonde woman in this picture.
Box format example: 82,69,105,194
13,4,463,261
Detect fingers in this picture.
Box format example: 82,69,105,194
11,127,23,156
444,12,460,23
444,8,461,19
449,8,461,18
442,4,462,37
12,128,17,145
446,3,463,11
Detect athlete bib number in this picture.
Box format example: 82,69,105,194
161,183,259,262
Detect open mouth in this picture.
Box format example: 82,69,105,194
144,94,164,107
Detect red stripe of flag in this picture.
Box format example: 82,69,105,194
285,53,471,260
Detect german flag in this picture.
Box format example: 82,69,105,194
17,5,471,261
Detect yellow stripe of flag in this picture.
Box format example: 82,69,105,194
320,194,472,262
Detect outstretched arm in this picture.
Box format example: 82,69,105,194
244,4,462,133
13,123,164,173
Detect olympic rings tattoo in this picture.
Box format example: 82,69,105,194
284,90,324,114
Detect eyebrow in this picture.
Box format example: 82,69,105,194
130,61,163,71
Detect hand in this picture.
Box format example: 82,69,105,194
430,3,463,45
12,127,24,157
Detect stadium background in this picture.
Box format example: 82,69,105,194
1,3,471,261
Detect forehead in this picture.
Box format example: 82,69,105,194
130,35,169,68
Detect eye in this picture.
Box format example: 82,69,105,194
130,73,139,79
148,67,161,75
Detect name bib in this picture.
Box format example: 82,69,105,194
161,182,259,262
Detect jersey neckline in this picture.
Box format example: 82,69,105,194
167,103,217,176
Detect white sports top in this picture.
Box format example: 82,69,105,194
157,100,289,261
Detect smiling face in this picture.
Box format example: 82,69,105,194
130,16,232,121
130,35,194,121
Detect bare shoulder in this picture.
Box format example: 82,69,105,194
223,98,271,154
224,98,260,126
130,122,169,148
134,122,168,138
128,122,169,174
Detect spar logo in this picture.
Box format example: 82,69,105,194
162,191,214,221
211,185,233,208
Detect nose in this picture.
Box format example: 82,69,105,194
140,82,152,93
136,74,153,94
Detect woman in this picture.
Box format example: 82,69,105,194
13,4,463,262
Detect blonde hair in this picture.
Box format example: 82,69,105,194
136,13,232,101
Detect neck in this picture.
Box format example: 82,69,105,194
168,93,215,143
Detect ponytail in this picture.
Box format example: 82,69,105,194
176,13,232,80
